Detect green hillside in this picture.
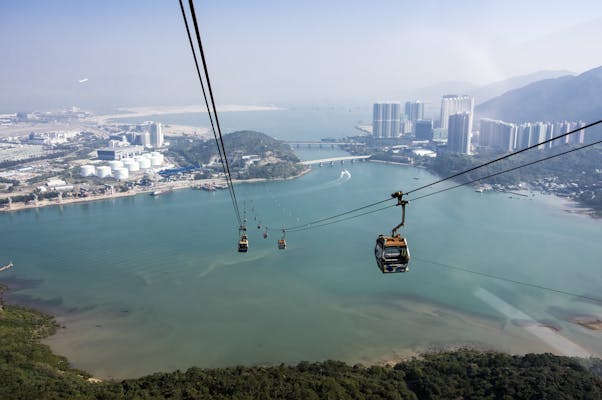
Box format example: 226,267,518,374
1,303,601,399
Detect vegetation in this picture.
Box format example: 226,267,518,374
1,302,602,399
167,131,306,180
425,145,602,213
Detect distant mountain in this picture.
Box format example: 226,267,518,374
404,70,572,119
471,70,573,103
475,66,602,123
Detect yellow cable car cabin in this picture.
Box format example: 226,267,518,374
238,234,248,252
374,191,410,273
374,234,410,273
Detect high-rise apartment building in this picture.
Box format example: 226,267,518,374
516,123,532,149
440,95,474,131
567,121,586,145
414,119,433,141
530,122,549,150
479,118,516,153
404,101,424,122
373,102,401,139
149,122,164,147
447,113,472,154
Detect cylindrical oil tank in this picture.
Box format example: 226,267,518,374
114,167,129,180
150,155,163,166
138,158,151,169
80,165,95,177
123,159,140,172
108,160,124,170
96,166,112,178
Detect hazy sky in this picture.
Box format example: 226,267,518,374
1,0,602,111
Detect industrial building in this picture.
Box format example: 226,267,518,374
97,146,144,160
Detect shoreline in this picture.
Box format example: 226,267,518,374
0,167,312,214
91,104,285,125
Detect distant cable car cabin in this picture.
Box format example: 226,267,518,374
238,226,249,253
375,192,410,273
278,230,286,250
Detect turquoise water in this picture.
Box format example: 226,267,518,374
110,107,371,141
1,147,601,378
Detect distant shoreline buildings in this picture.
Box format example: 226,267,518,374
479,118,587,153
372,102,401,139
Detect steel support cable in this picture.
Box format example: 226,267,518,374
187,0,243,226
281,198,393,232
178,0,241,226
281,121,602,234
405,119,602,196
285,204,397,233
285,139,602,233
407,139,602,202
413,256,602,304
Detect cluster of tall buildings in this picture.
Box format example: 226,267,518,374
479,119,586,153
372,102,401,138
372,95,475,154
440,95,474,154
372,94,588,157
113,122,164,148
372,101,427,139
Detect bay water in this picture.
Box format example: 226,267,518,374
1,109,601,378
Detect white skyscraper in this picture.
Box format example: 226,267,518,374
447,113,472,154
440,95,474,132
404,101,424,122
479,118,516,153
373,102,401,139
149,122,164,148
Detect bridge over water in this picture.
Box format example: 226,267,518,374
285,141,365,148
298,155,371,166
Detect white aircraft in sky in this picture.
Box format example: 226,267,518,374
78,78,89,83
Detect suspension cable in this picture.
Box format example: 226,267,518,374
405,119,602,196
280,121,601,234
285,139,601,233
408,139,602,202
179,0,242,226
414,256,602,304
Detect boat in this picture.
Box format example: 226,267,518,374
0,261,13,272
151,188,173,196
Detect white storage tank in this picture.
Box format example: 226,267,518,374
150,155,164,166
108,160,124,170
80,165,96,177
114,167,129,180
96,166,112,178
138,158,151,169
123,159,140,172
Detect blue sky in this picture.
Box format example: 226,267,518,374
1,0,602,111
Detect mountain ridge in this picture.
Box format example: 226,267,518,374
475,66,602,123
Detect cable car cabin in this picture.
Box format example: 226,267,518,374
374,234,410,273
238,234,249,253
278,239,286,250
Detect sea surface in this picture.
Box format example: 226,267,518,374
1,109,601,379
110,106,371,141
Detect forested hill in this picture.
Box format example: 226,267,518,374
167,130,305,179
476,65,602,123
2,304,602,399
222,130,299,163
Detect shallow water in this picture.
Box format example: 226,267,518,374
1,146,601,378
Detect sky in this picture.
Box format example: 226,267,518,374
1,0,602,112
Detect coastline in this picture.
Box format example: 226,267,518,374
91,104,285,125
0,167,312,214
